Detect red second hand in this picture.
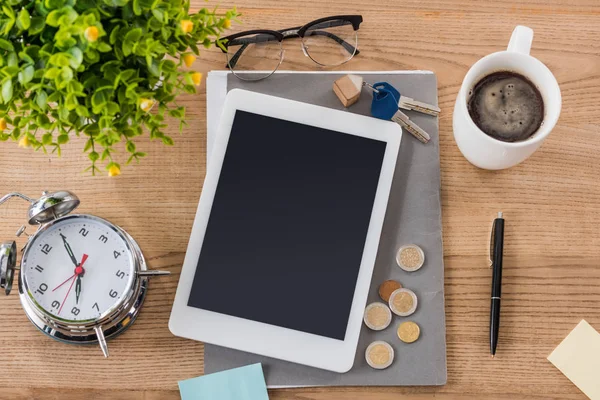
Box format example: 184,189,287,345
56,254,89,315
52,274,76,292
57,276,76,315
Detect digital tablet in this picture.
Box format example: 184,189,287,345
169,89,401,373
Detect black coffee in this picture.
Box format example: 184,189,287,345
467,71,544,142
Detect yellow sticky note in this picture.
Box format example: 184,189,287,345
548,320,600,400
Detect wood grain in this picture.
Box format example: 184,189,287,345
1,0,599,398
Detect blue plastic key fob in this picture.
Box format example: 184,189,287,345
373,82,400,101
371,87,400,121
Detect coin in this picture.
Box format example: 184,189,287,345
396,244,425,272
365,341,394,370
363,302,392,331
397,321,421,343
378,280,402,302
388,288,418,316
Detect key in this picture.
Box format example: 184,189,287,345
371,86,431,144
397,95,441,117
370,81,441,117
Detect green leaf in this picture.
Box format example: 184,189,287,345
91,90,107,110
57,134,69,144
58,105,69,121
36,90,48,110
161,135,173,145
7,52,17,67
44,67,60,79
89,151,99,161
18,51,34,64
84,48,99,63
29,16,45,34
45,0,66,9
2,80,12,102
67,47,83,69
75,105,89,117
65,93,78,110
2,6,15,19
122,41,132,56
61,66,73,82
126,140,135,153
133,0,141,15
17,8,30,30
0,39,14,51
36,114,51,128
42,133,53,145
151,8,163,22
49,53,71,67
17,65,34,84
45,9,61,26
103,0,129,6
97,42,111,52
109,25,120,45
124,28,142,43
105,101,119,115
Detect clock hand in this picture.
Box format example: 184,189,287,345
52,273,76,292
60,233,79,267
52,254,89,292
57,276,76,315
56,254,88,314
75,275,82,304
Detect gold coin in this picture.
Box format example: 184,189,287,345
378,280,402,302
396,244,425,272
389,288,418,316
397,321,421,343
365,341,394,369
363,302,392,331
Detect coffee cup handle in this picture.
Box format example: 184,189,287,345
507,25,534,55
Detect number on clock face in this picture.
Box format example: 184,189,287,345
22,217,135,322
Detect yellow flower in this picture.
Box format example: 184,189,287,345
183,54,196,67
191,72,202,86
223,19,231,29
108,165,121,177
84,26,99,42
0,117,6,131
18,135,30,148
139,98,154,112
180,20,194,34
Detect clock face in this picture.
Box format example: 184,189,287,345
21,215,136,323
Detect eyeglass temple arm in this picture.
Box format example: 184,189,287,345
225,30,359,69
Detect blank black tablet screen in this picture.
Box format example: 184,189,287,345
188,110,387,340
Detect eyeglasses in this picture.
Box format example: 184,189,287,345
220,15,363,81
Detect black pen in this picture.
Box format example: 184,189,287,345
490,211,504,358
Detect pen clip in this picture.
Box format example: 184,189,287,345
489,219,496,268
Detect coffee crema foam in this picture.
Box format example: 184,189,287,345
467,71,544,142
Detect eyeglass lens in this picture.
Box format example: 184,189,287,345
226,33,283,81
302,19,358,66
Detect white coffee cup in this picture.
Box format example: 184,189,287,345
453,26,562,170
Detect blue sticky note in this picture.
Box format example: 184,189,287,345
178,363,269,400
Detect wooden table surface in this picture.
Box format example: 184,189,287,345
1,0,599,399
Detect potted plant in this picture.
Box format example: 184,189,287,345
0,0,238,175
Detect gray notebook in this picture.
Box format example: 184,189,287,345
204,71,447,387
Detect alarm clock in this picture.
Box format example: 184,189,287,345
0,190,169,357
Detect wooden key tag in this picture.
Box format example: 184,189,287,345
333,74,363,107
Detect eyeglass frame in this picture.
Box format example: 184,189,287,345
219,15,363,77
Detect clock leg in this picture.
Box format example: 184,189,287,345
138,270,170,277
94,326,109,358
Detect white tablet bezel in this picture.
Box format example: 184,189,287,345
169,89,401,373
